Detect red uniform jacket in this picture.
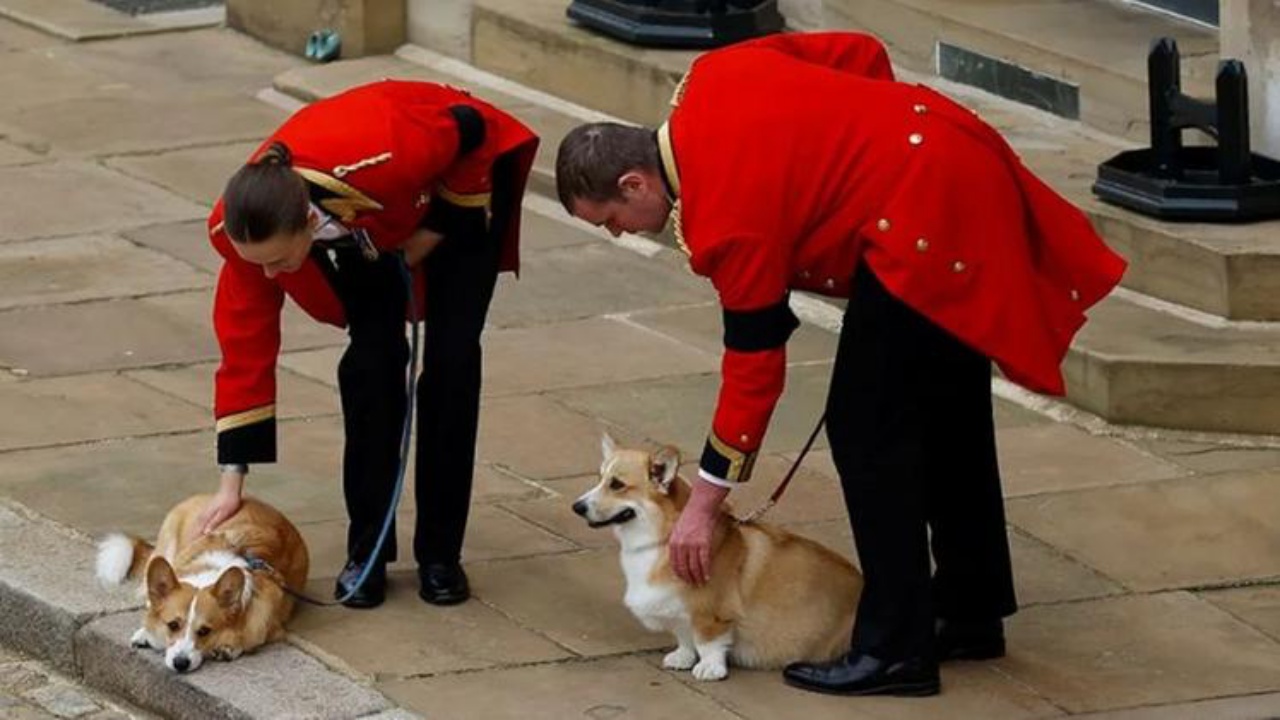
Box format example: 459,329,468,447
210,80,538,464
659,33,1127,484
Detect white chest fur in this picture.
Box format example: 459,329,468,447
617,528,687,632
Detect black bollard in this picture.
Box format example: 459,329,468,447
1093,36,1280,222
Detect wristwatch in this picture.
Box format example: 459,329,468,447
219,463,249,475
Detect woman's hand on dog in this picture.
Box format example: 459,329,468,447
669,480,729,586
192,470,245,541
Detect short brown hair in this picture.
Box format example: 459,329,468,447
555,122,659,211
223,141,309,244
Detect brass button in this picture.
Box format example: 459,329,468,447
913,103,928,114
908,132,924,146
915,237,929,252
824,278,835,289
952,261,967,273
1070,289,1081,301
739,434,749,444
799,270,810,280
877,218,891,232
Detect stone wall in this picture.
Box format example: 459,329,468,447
407,0,474,60
226,0,406,58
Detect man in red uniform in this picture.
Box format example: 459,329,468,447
202,80,538,609
556,32,1125,696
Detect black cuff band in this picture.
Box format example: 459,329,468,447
217,418,277,465
447,105,485,157
723,295,799,352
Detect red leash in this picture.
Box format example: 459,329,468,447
737,412,826,524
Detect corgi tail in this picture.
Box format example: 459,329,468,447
95,533,153,586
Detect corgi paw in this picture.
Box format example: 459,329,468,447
662,647,697,670
210,646,243,662
129,628,157,650
691,659,728,681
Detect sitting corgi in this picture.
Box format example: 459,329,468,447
95,494,309,673
573,434,862,681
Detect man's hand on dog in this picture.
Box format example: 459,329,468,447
192,470,245,542
669,479,730,585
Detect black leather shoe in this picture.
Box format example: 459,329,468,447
937,618,1005,661
418,562,470,606
783,652,940,697
333,558,386,609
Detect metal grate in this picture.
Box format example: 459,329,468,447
88,0,221,15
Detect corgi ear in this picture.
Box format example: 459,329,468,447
601,431,618,460
146,557,179,605
649,446,681,494
212,567,246,610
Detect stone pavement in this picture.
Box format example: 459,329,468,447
0,2,1277,719
0,644,157,720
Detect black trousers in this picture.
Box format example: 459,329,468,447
826,265,1017,661
326,223,499,569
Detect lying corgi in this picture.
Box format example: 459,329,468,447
573,434,862,681
95,494,309,673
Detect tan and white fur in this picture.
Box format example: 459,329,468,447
573,434,862,681
95,494,309,673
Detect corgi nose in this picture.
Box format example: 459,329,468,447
172,656,191,673
572,499,588,517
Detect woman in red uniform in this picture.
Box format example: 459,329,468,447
556,32,1124,696
201,80,538,609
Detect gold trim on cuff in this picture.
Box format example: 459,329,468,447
708,432,758,484
435,185,493,209
216,405,276,433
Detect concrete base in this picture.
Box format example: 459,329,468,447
226,0,405,58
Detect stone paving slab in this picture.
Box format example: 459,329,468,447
380,656,742,720
467,549,673,657
0,504,138,672
1001,592,1280,713
1007,529,1124,607
1067,693,1280,719
995,424,1188,497
553,363,836,458
0,290,344,377
78,613,390,720
0,649,158,720
125,362,339,420
477,394,640,482
1199,586,1280,643
1007,469,1280,592
289,578,573,679
1127,436,1280,476
487,241,712,329
118,221,222,274
0,11,52,49
0,0,220,42
0,374,207,452
482,317,719,398
106,141,257,208
0,138,42,165
3,91,282,158
0,425,351,538
0,162,203,242
626,302,840,366
58,29,297,96
661,655,1064,720
0,235,209,310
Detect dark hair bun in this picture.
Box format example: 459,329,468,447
256,141,293,167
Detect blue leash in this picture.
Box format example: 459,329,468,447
248,252,418,607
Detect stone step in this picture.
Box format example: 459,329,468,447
270,45,1280,434
820,0,1218,142
1065,290,1280,435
